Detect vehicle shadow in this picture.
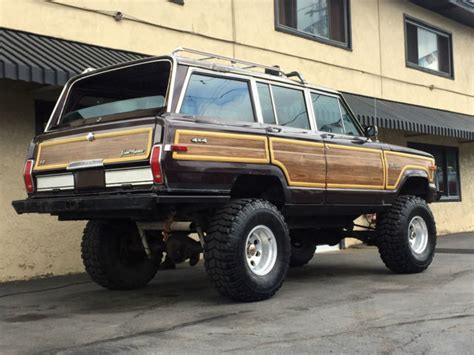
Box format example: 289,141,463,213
54,257,391,315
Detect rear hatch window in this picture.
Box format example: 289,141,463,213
53,60,171,129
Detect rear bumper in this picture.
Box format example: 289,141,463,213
12,193,229,219
12,194,158,215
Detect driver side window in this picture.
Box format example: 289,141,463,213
312,93,361,136
311,94,343,134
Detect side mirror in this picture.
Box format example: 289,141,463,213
364,125,378,139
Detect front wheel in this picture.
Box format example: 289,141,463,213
204,199,290,302
376,195,436,274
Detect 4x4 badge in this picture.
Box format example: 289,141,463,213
191,137,208,144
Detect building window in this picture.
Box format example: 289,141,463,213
408,143,461,201
275,0,351,49
405,16,454,78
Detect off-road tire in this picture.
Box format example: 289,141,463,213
81,220,161,290
377,195,436,274
289,231,317,267
204,199,290,302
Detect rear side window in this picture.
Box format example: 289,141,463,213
272,86,310,130
180,73,255,122
256,82,310,130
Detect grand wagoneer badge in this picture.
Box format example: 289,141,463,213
120,148,146,157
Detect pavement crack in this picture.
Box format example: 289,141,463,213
42,310,252,354
365,313,474,330
0,281,92,299
224,313,474,352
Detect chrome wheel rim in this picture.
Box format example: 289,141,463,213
408,216,429,254
245,225,277,276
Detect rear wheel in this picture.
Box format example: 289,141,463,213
81,220,161,290
376,195,436,274
204,199,290,302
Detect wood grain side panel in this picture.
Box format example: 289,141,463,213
173,130,269,163
385,152,434,189
326,145,384,189
34,128,153,171
270,138,325,188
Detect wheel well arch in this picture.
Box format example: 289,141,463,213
398,176,430,199
230,174,286,208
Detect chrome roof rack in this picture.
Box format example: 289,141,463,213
172,47,306,84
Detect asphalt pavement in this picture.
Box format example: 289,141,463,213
1,233,473,354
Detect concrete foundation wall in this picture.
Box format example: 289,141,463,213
0,80,84,282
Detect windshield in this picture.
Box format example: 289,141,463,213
57,60,171,128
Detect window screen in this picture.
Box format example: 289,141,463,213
180,74,255,122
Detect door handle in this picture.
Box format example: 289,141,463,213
321,133,335,139
266,127,282,133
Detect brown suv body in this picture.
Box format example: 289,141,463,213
12,49,439,301
13,53,437,223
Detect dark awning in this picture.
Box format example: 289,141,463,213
343,93,474,140
0,28,147,86
410,0,474,28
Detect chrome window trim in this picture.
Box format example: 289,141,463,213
336,97,348,134
250,78,264,124
46,58,174,132
304,88,316,132
44,84,68,132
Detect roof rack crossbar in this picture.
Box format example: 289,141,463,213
172,47,284,76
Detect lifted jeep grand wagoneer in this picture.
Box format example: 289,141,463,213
13,48,438,301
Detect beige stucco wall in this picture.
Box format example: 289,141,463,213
0,0,472,115
0,80,85,282
379,129,474,235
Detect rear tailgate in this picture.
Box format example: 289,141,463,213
33,121,158,193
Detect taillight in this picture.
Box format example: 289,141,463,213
23,159,35,193
169,144,188,152
150,145,163,184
